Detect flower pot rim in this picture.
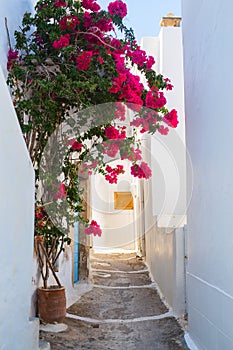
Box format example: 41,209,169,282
39,285,65,291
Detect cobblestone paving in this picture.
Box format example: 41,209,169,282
40,252,189,350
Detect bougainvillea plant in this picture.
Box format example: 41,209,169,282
7,0,178,286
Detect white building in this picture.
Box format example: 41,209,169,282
92,14,187,318
182,1,233,349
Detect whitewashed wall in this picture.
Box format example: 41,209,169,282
0,66,39,349
92,160,136,251
182,1,233,349
141,25,186,317
0,1,40,349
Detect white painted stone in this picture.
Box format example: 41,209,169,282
39,323,68,333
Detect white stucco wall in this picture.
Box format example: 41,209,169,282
92,160,136,250
141,25,186,317
143,27,186,228
182,1,233,349
0,2,40,349
0,65,38,349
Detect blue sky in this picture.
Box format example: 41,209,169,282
98,0,181,41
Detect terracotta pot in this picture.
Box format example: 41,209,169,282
38,286,66,324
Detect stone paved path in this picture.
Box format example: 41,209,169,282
40,252,189,350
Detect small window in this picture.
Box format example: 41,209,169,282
114,192,134,210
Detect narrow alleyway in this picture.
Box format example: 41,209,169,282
40,252,189,349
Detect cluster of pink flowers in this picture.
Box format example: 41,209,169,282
54,0,67,8
80,161,99,176
105,126,126,140
145,89,167,110
71,139,83,151
103,141,120,158
131,162,152,179
84,220,102,237
121,147,142,162
105,165,125,184
59,15,80,30
108,0,127,18
163,109,179,128
158,125,169,136
114,102,126,121
7,50,18,69
52,182,66,200
130,111,158,133
52,34,70,49
76,51,93,70
128,46,155,69
82,0,100,12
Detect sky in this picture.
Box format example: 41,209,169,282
98,0,181,41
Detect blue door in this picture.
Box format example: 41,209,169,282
74,221,79,283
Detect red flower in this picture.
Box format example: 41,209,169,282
52,34,70,49
59,16,80,30
54,0,67,7
82,0,100,12
145,90,166,109
105,164,125,184
108,0,127,18
163,109,179,128
158,125,169,135
103,141,120,158
7,50,18,70
84,220,102,237
76,51,93,70
71,139,83,151
53,183,66,200
131,162,152,179
146,56,155,70
105,126,126,140
131,47,147,67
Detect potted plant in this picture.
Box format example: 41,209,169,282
6,0,178,323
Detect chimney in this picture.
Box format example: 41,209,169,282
160,13,182,27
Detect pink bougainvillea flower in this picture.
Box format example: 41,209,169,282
59,16,80,30
105,164,124,184
105,126,126,140
131,162,152,179
97,57,104,64
82,0,100,12
131,47,147,67
76,51,93,70
103,141,120,158
53,183,66,200
121,147,142,162
114,102,126,121
145,90,167,109
52,34,70,49
7,50,18,70
108,0,127,18
84,220,102,237
71,139,83,151
158,125,169,135
146,56,155,70
163,109,179,128
8,50,18,61
54,0,67,7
